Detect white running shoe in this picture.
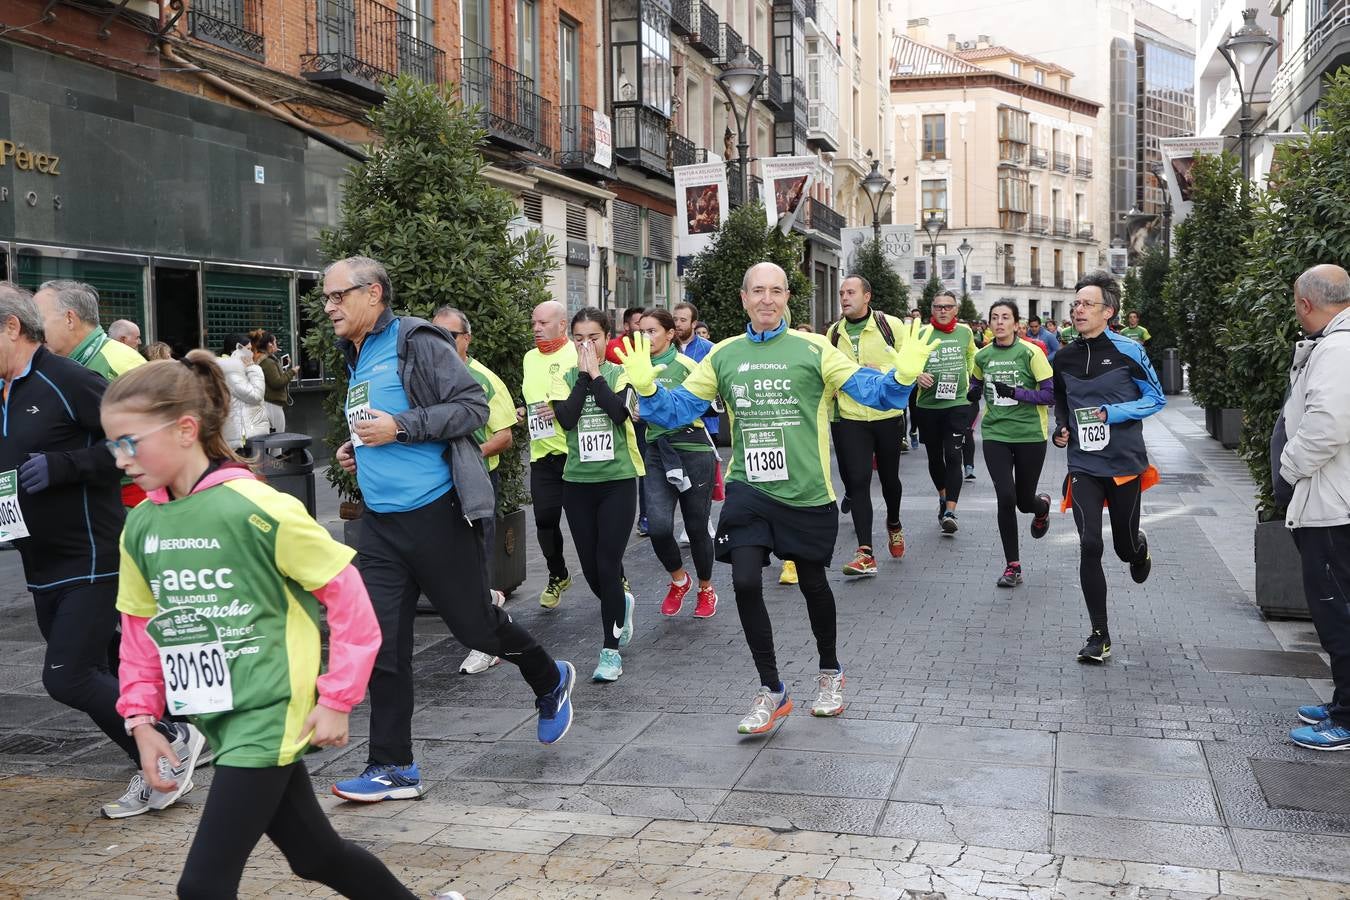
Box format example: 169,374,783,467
459,650,501,674
811,669,846,717
101,772,153,819
149,723,205,810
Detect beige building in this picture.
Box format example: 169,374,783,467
890,23,1102,322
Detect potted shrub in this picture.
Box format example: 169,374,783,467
1123,246,1181,393
301,76,555,595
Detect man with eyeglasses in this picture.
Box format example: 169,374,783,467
1052,271,1164,664
913,289,977,534
325,257,575,803
0,282,203,819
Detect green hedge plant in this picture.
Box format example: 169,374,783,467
1122,244,1177,363
849,237,909,317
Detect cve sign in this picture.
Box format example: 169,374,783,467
0,140,61,175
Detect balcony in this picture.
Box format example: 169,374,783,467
728,169,763,209
1076,223,1094,240
1028,147,1047,168
804,0,816,22
670,134,698,169
1004,263,1016,285
1030,268,1041,287
1052,151,1071,172
1075,156,1093,176
716,23,744,64
1054,270,1065,288
801,197,844,241
1026,214,1048,234
457,46,544,152
689,2,720,57
999,141,1025,166
670,0,694,36
1052,217,1071,236
761,63,784,110
613,105,671,177
189,0,265,60
532,96,554,158
303,0,445,102
807,99,840,151
559,105,618,180
1270,4,1350,101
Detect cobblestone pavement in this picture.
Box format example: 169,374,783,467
2,396,1349,897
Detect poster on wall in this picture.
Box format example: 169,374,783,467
1158,136,1225,226
673,162,729,257
758,156,816,233
840,225,915,279
1108,247,1129,277
593,112,613,169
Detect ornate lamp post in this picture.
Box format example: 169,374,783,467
716,51,766,207
1218,8,1279,203
957,237,973,297
922,210,945,279
860,154,893,243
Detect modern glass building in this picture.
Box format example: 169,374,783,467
1136,28,1196,216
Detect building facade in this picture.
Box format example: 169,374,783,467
890,24,1102,322
1133,12,1195,250
1266,0,1349,134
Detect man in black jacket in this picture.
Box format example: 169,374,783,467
0,282,201,818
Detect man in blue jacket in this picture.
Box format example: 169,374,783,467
1052,272,1165,665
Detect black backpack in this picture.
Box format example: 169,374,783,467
828,309,896,352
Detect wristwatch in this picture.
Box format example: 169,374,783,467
124,715,156,735
395,427,410,444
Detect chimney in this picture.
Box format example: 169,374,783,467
976,34,991,49
946,33,958,53
906,17,929,43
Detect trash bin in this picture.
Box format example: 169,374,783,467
1160,348,1183,396
249,432,316,517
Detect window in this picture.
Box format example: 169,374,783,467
1051,188,1062,218
1011,60,1021,77
998,107,1029,143
686,78,703,147
1060,76,1069,91
1029,184,1039,214
611,0,672,116
1074,192,1085,223
998,169,1028,212
1030,246,1040,283
462,0,490,52
922,114,946,158
516,0,537,81
1076,251,1086,279
1003,243,1016,284
558,17,579,107
921,179,948,219
1034,68,1045,85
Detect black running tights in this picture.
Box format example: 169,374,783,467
832,417,904,548
563,478,637,650
983,440,1049,563
1069,473,1144,632
916,405,969,504
177,762,417,900
730,547,839,688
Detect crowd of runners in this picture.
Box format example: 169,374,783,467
3,256,1349,899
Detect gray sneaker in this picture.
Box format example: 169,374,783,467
149,723,206,810
102,773,153,819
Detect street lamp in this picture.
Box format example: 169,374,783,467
922,210,945,278
1148,162,1174,262
716,51,766,208
957,238,973,297
1218,8,1279,202
860,153,893,243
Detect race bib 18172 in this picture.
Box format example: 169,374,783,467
576,413,615,462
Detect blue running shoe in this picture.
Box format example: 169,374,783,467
593,648,623,682
537,660,575,744
332,763,426,802
618,592,636,647
1298,703,1332,725
636,515,649,537
1290,718,1350,751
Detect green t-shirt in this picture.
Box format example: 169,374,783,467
560,362,645,483
646,347,712,452
1060,327,1078,343
71,327,145,381
466,358,517,473
117,476,355,768
973,339,1055,443
1120,325,1151,343
677,330,861,507
917,324,976,410
842,316,868,358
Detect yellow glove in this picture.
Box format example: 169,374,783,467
614,332,659,396
893,319,943,385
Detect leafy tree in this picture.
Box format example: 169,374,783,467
1122,245,1177,362
958,292,979,323
1223,69,1350,517
684,202,811,339
301,76,556,509
849,238,908,317
918,275,944,319
1160,152,1250,411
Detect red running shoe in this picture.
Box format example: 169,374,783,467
661,578,692,616
693,586,719,618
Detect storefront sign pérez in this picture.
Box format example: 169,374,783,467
0,141,61,176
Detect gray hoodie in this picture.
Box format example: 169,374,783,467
338,308,496,522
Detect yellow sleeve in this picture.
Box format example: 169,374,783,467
972,347,985,381
965,328,977,375
482,367,518,434
887,314,907,348
1141,327,1152,341
820,336,864,393
678,344,723,402
1029,344,1053,382
115,532,157,618
230,481,355,591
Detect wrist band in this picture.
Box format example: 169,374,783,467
123,715,156,735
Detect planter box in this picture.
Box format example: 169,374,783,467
1255,520,1307,619
491,508,528,597
1218,408,1244,449
1205,406,1219,439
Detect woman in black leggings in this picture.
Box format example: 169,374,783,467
968,300,1055,586
553,308,645,682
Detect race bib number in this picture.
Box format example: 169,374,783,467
147,608,234,716
743,427,789,483
346,381,377,448
935,373,959,401
527,402,556,441
577,413,614,462
1075,407,1110,452
988,384,1018,407
0,470,30,541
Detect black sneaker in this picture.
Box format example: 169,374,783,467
1077,630,1111,663
840,494,852,515
940,511,959,534
1130,529,1151,584
996,563,1023,588
964,465,976,480
1030,493,1052,539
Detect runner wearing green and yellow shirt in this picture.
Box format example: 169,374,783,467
1120,311,1151,344
617,262,940,736
914,289,977,534
553,308,645,683
969,300,1055,588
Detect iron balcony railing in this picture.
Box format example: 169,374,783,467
189,0,265,60
1075,156,1093,176
532,95,554,158
1271,4,1350,99
717,22,744,64
669,133,698,169
1004,262,1016,285
1052,150,1071,172
559,104,617,177
728,171,766,208
761,63,784,109
1054,270,1065,288
1077,223,1094,240
1028,147,1047,168
746,45,763,70
689,2,719,57
1029,268,1042,286
613,105,670,175
670,0,694,36
803,197,843,240
804,0,816,22
998,141,1025,165
302,0,444,100
457,40,543,152
1026,214,1048,234
1053,217,1072,236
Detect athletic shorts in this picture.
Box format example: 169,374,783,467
914,404,971,445
715,480,838,567
529,453,566,511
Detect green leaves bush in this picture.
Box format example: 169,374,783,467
301,76,557,509
1122,245,1176,363
849,238,909,317
683,202,812,339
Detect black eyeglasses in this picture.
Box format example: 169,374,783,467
323,283,368,306
444,330,467,339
